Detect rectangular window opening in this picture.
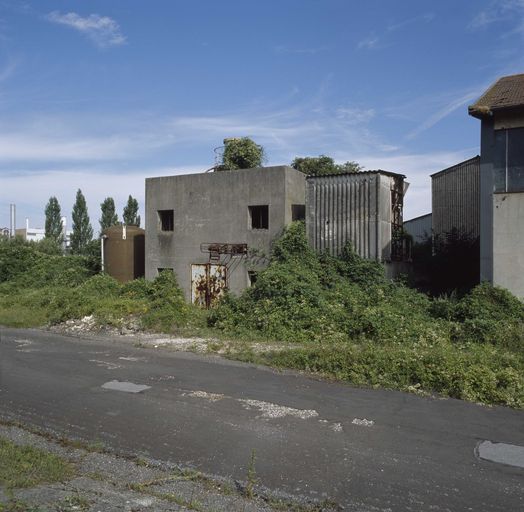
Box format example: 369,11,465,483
248,205,269,230
291,204,306,221
248,270,258,287
158,210,174,231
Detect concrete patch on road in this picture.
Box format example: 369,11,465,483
477,440,524,469
101,380,151,393
239,399,318,420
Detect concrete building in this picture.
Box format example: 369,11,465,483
469,73,524,298
431,156,480,241
145,166,306,305
403,213,432,244
305,171,409,271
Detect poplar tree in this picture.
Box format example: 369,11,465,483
99,197,119,233
70,189,93,254
44,196,63,242
123,195,140,226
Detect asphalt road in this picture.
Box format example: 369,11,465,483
0,327,523,511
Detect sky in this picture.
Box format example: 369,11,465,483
1,0,524,233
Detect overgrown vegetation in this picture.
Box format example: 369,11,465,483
1,224,523,408
291,155,363,176
209,222,524,407
0,436,74,489
218,137,265,171
0,237,201,332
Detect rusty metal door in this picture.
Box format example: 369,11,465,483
191,264,227,308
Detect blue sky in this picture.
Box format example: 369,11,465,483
1,0,524,232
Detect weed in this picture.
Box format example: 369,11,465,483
0,436,74,489
245,449,258,499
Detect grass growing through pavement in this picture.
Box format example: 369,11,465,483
0,436,74,490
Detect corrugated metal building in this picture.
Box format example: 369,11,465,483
431,156,480,240
404,213,432,244
305,170,407,261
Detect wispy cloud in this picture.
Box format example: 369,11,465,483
406,88,484,140
469,0,524,31
335,106,375,124
46,11,126,48
358,12,434,50
274,45,328,55
0,58,16,82
357,34,380,50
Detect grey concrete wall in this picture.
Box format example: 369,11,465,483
479,119,495,283
305,172,401,261
493,192,524,298
431,156,480,240
145,166,305,301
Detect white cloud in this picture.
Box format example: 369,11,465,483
46,11,126,48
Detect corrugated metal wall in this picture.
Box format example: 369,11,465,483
431,156,480,239
306,173,398,260
404,213,432,243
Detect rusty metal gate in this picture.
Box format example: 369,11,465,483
191,264,227,308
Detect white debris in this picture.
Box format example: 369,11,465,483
239,399,319,420
330,422,343,432
352,418,374,427
185,390,225,402
89,359,122,370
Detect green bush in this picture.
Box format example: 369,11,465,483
141,270,195,332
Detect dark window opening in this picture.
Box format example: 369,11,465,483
248,271,258,286
158,210,174,231
249,205,269,229
493,127,524,193
291,204,306,221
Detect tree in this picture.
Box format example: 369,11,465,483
123,195,140,226
99,197,119,233
219,137,265,171
44,196,63,243
291,155,363,176
70,189,93,255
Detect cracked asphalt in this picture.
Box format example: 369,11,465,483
0,327,523,511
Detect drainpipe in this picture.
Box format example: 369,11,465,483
101,235,108,273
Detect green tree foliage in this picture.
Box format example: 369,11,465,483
99,197,119,233
291,155,363,176
219,137,265,171
123,195,141,226
44,196,63,243
70,189,93,255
